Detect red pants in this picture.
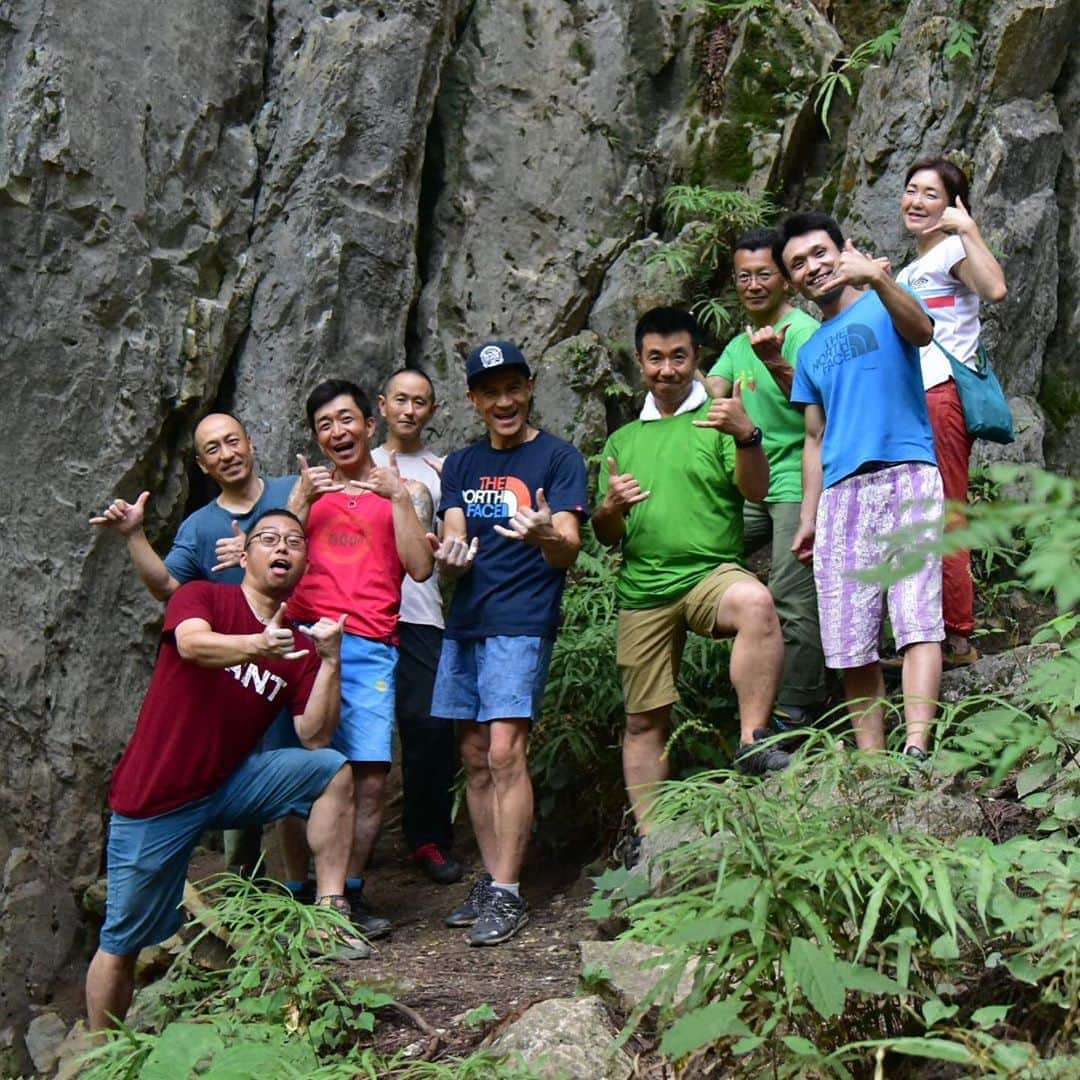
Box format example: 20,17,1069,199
926,379,975,637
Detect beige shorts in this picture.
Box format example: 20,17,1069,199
617,563,755,714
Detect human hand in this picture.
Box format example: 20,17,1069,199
791,521,815,565
831,239,887,289
211,521,246,573
427,532,479,572
89,491,150,536
603,456,650,513
747,322,787,367
692,377,756,440
922,196,976,238
304,612,348,661
352,451,407,500
493,488,554,544
296,453,344,505
255,602,309,660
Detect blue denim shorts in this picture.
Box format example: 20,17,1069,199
431,635,554,724
99,747,346,956
333,633,397,762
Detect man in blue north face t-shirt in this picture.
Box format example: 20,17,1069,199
430,340,588,948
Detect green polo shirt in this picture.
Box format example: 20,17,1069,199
708,307,819,503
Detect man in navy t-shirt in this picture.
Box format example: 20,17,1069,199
430,340,588,947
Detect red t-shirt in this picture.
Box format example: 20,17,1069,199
109,582,320,818
287,489,404,644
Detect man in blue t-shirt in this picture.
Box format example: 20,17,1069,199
430,341,588,947
90,412,299,873
776,212,944,760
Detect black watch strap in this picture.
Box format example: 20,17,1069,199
734,426,764,449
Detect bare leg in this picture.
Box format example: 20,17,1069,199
346,763,388,878
843,662,887,750
86,950,136,1030
278,816,311,882
901,642,942,752
460,721,498,871
623,705,672,834
308,765,354,897
714,580,784,742
486,719,532,883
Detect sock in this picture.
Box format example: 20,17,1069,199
345,876,365,892
284,879,309,895
492,881,520,897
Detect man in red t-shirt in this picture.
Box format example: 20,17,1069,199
86,510,364,1030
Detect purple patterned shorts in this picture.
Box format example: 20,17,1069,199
815,462,945,669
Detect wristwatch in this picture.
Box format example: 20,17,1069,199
734,426,764,449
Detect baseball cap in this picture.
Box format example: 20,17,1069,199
465,340,532,388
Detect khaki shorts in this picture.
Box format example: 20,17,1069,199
617,563,755,714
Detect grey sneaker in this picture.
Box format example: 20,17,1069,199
345,884,391,939
734,728,792,776
445,872,493,928
468,887,529,947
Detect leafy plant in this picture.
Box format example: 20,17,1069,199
944,19,978,61
813,23,900,137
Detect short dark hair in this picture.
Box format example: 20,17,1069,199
634,307,702,353
773,212,845,278
904,156,971,210
305,379,372,430
733,227,780,256
245,507,306,545
383,366,436,400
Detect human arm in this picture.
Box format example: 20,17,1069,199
90,491,182,601
353,453,434,582
928,199,1007,302
291,614,347,749
493,490,582,569
791,404,825,564
427,507,478,579
592,452,649,547
287,455,344,525
174,601,310,666
833,239,933,346
692,380,769,502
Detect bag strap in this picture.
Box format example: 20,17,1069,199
932,336,987,377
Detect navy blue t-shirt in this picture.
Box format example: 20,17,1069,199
164,475,297,584
439,431,588,641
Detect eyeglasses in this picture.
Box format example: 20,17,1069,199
248,530,307,550
735,270,778,286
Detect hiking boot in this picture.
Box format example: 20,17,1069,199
445,872,493,928
734,728,792,776
344,884,391,940
413,842,464,885
469,887,529,947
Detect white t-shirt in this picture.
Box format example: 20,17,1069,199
896,234,981,389
372,445,445,629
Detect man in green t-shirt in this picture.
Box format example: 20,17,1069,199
705,229,828,730
594,307,788,840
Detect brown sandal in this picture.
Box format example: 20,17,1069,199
311,895,373,960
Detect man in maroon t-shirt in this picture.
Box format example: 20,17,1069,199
86,510,364,1030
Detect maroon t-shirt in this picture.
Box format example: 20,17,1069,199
109,581,320,818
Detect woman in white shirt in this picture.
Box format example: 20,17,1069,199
895,157,1007,666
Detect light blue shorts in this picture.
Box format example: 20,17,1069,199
100,747,346,955
333,633,397,762
431,636,554,724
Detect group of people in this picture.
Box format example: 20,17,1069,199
84,155,1005,1029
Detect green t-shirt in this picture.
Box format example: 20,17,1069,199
597,400,743,609
708,307,819,503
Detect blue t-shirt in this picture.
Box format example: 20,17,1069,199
164,475,298,584
439,431,588,640
790,290,937,488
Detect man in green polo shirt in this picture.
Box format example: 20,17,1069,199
705,229,827,730
594,307,788,842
